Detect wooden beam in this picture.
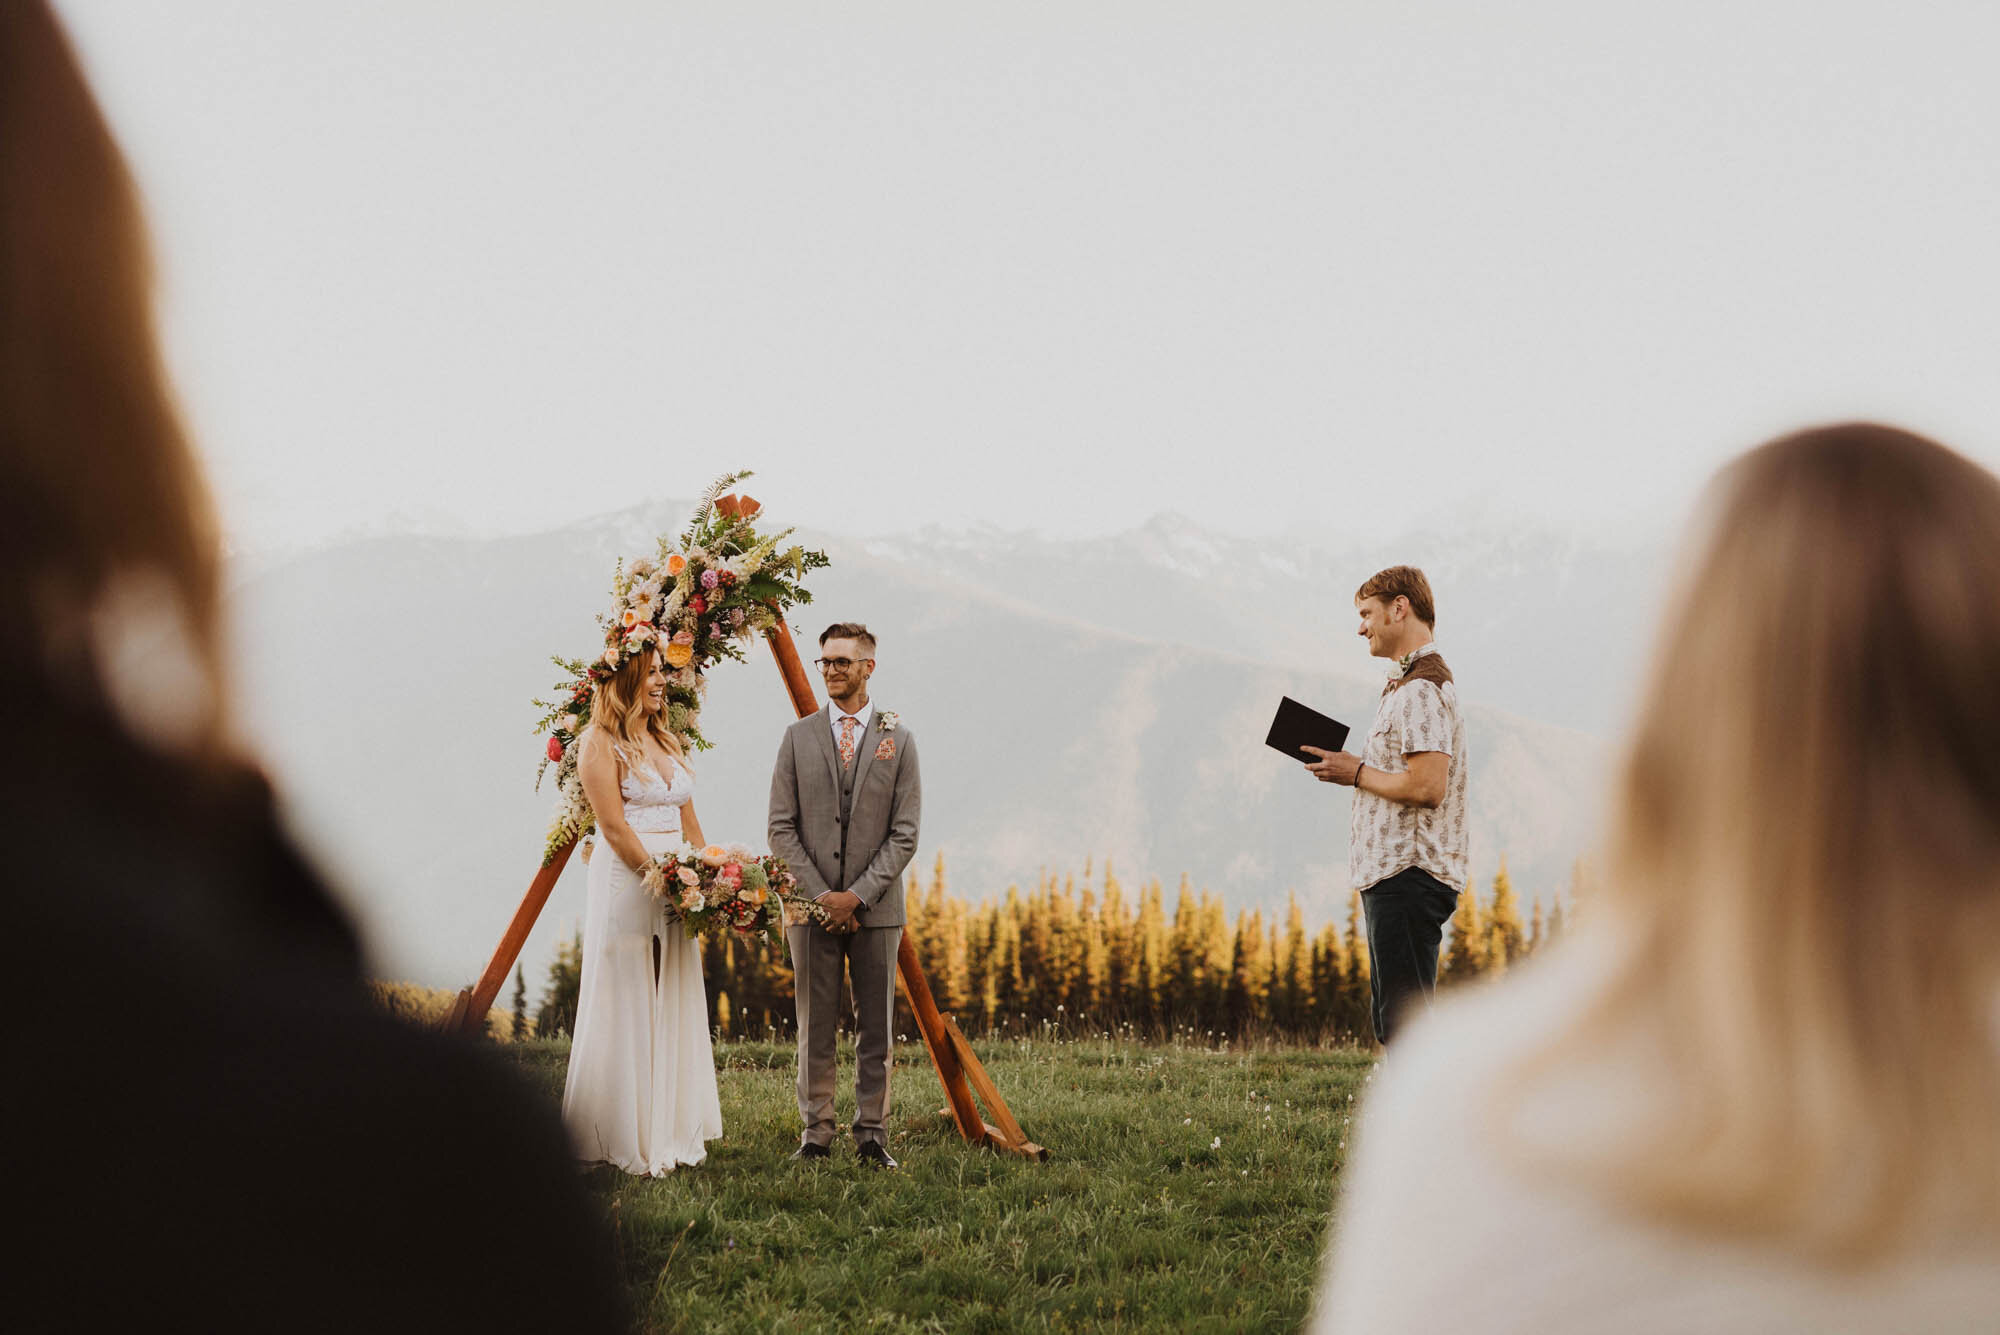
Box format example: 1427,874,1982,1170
943,1016,1047,1159
898,935,985,1143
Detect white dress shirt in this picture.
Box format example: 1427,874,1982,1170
829,700,874,754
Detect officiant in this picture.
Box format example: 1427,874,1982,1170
1304,567,1469,1044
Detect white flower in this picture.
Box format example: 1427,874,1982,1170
1210,1136,1221,1150
563,713,583,732
602,647,620,668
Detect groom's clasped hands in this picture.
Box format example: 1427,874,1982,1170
815,889,864,933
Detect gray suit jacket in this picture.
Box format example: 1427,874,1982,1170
767,705,921,928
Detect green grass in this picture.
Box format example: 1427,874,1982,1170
502,1034,1375,1333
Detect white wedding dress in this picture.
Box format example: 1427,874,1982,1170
560,755,722,1174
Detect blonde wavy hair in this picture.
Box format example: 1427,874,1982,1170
1509,422,2000,1261
586,647,687,779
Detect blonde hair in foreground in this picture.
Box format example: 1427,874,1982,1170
1508,422,2000,1261
589,649,686,778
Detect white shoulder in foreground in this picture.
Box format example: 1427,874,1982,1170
1309,936,2000,1335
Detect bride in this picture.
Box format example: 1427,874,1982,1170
561,644,723,1174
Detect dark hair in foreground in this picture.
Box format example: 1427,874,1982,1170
1504,422,2000,1261
0,1,231,757
820,621,878,655
1355,566,1436,627
3,7,626,1327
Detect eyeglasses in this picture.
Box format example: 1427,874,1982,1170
815,657,870,673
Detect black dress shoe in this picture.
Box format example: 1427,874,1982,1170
855,1142,899,1170
790,1142,831,1161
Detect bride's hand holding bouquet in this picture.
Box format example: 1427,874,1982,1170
641,841,831,943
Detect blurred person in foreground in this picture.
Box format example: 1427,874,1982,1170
2,5,623,1329
1312,423,2000,1334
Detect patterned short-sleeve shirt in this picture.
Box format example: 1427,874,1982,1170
1349,657,1469,893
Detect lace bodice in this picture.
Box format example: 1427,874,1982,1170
620,757,693,834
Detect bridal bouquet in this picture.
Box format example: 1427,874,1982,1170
642,842,828,944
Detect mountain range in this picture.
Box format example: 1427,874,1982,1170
227,501,1664,990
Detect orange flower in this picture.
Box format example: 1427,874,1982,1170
664,641,693,668
666,553,687,577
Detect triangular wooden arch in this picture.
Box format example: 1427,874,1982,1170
444,620,1044,1160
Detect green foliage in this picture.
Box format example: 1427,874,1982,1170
512,963,529,1041
536,928,584,1039
1440,879,1486,982
1485,859,1526,972
503,1034,1373,1331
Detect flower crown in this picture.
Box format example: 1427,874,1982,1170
530,471,829,863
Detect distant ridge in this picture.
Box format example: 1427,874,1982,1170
227,506,1642,990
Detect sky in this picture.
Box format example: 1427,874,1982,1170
58,1,2000,554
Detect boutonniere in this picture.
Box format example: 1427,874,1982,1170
1396,650,1418,675
876,710,900,733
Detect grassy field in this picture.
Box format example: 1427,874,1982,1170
502,1033,1375,1334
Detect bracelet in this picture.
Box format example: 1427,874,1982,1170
1353,763,1366,789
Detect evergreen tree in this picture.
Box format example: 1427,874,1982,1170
1077,889,1108,1018
1199,894,1233,1033
535,927,584,1038
1168,877,1202,1016
1547,894,1567,944
1440,880,1486,983
1133,879,1169,1024
1224,910,1264,1032
1527,896,1545,957
511,962,529,1041
990,889,1025,1024
1485,858,1526,973
1342,890,1372,1039
966,902,997,1027
1277,895,1311,1029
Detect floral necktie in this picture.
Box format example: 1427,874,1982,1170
839,716,857,772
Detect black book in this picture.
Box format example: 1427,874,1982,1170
1264,696,1350,763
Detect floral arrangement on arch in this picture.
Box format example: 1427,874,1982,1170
641,842,830,943
529,470,830,864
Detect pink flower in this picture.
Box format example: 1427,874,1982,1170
677,866,700,887
700,570,721,590
546,736,564,762
672,630,694,647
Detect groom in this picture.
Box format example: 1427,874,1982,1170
768,622,922,1168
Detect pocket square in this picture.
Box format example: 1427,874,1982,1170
874,738,896,761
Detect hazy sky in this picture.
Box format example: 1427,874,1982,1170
59,1,2000,552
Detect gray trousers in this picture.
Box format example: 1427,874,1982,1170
786,922,901,1147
